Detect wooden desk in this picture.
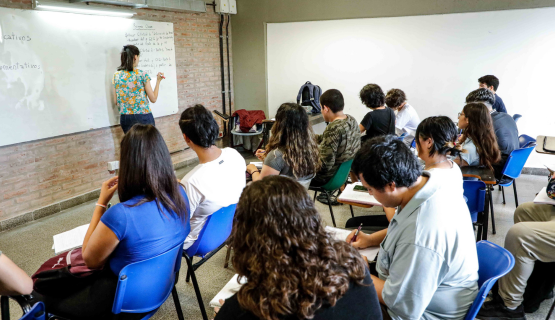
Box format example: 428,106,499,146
461,166,496,241
337,198,374,208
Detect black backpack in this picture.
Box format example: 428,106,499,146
296,81,322,114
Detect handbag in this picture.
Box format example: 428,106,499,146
32,248,102,296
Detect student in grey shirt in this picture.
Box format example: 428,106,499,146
347,135,479,320
246,103,320,189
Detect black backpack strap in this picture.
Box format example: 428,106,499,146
389,107,395,134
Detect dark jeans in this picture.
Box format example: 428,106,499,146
120,113,155,134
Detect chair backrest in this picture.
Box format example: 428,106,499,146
112,242,184,314
410,138,416,149
513,114,522,123
397,132,408,140
20,302,45,320
185,203,237,258
501,146,535,179
518,134,536,149
321,159,354,191
463,180,486,223
464,241,515,320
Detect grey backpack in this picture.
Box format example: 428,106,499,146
296,81,322,114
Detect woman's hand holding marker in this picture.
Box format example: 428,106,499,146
157,72,165,81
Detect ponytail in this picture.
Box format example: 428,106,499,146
118,45,140,72
443,141,463,157
415,116,461,158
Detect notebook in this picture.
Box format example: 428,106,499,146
338,182,382,206
533,187,555,205
325,226,380,260
249,162,263,169
53,224,89,255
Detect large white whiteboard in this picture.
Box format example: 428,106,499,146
267,8,555,167
0,7,178,146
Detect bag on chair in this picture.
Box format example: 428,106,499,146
32,248,102,296
296,81,322,114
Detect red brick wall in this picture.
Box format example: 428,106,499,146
0,0,233,222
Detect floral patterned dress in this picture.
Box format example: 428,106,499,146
113,69,152,114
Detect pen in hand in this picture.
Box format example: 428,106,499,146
349,223,363,244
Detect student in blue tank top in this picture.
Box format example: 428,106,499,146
35,124,190,320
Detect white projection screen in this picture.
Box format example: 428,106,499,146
267,8,555,168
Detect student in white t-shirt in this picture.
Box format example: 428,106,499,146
385,89,420,139
178,104,246,249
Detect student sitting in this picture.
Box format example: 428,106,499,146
479,75,507,113
454,102,501,171
179,105,246,249
358,84,395,142
0,252,33,295
347,136,479,320
465,88,518,179
35,125,190,320
214,176,382,320
385,88,420,139
310,89,361,188
247,103,320,189
478,174,555,320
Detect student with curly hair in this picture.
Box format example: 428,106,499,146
247,103,320,189
385,88,420,138
358,84,395,142
214,176,382,320
454,102,501,171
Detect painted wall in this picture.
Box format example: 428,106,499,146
232,0,555,115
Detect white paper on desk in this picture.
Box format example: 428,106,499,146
533,187,555,205
210,274,247,308
53,224,89,255
325,226,380,260
249,162,263,169
338,182,382,206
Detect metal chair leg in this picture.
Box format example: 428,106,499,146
546,298,555,320
513,181,519,208
489,189,496,235
324,190,336,227
224,245,232,269
186,267,191,283
501,186,506,204
172,286,185,320
185,256,209,320
313,190,317,202
350,205,354,218
1,296,9,320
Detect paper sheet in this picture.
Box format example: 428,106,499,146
53,224,89,255
533,187,555,205
325,226,380,260
338,182,382,206
209,274,247,308
249,162,263,169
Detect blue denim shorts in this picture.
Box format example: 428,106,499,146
120,113,155,134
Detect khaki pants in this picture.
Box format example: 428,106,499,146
499,202,555,308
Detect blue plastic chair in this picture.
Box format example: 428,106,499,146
464,241,515,320
397,132,408,140
518,134,536,149
112,242,185,320
512,114,522,123
19,302,45,320
497,146,535,208
463,180,486,242
1,297,45,320
183,204,237,320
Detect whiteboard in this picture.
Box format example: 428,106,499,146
267,8,555,167
0,7,178,146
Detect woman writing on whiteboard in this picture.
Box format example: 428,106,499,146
112,45,165,133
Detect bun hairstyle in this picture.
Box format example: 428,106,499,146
118,45,140,72
415,116,463,158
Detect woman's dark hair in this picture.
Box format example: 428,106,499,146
265,103,321,178
385,88,406,109
118,124,188,218
415,116,463,158
231,176,367,320
460,103,501,171
352,135,421,191
179,104,219,148
478,75,500,91
359,84,385,109
118,45,140,72
320,89,344,113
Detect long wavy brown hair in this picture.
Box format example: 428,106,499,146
265,103,321,178
230,176,367,320
459,103,501,170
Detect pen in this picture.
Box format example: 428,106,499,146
349,223,363,244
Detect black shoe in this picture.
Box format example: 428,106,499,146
524,290,554,313
477,300,526,320
317,193,340,206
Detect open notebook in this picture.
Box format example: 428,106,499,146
209,227,380,308
52,224,89,255
338,182,382,206
533,187,555,205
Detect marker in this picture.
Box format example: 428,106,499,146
349,223,363,244
158,72,165,79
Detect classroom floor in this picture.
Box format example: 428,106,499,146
0,156,552,319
